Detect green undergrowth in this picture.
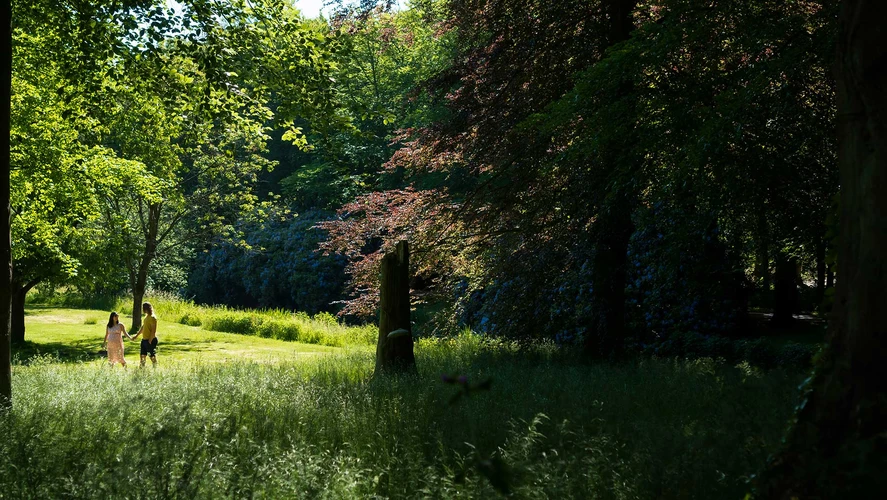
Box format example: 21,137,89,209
28,291,377,348
0,335,805,499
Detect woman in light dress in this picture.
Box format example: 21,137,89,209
104,311,133,367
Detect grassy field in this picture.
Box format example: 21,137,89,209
16,306,341,365
0,307,808,498
26,293,378,348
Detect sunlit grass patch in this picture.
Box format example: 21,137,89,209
19,306,341,365
109,294,377,348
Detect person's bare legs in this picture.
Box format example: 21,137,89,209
150,355,157,367
140,355,147,368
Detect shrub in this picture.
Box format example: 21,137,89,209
203,312,258,335
179,313,202,327
644,331,820,369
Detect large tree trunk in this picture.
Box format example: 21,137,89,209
585,200,633,357
375,240,415,375
583,0,639,358
771,251,799,328
755,1,887,496
0,0,12,408
10,287,22,344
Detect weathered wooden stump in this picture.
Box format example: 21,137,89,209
375,240,416,375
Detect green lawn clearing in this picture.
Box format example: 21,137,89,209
16,306,341,365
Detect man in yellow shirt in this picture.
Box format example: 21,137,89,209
131,302,158,367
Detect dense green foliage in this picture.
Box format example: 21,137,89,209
2,336,804,498
321,0,838,350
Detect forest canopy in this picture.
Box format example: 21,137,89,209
5,0,839,346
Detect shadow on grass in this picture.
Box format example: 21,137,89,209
12,339,106,365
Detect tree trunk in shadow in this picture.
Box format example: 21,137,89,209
375,241,415,375
771,251,798,328
815,238,826,307
754,1,887,496
10,286,25,345
583,0,640,359
585,199,633,358
0,0,12,408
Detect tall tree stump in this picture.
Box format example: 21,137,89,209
375,240,415,375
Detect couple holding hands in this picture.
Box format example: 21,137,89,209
103,302,159,368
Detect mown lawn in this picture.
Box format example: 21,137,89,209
0,307,807,499
16,306,340,365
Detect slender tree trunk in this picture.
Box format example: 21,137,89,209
771,251,799,328
815,238,827,306
131,263,148,333
131,203,160,332
0,0,12,408
375,240,415,375
755,213,771,294
755,1,887,496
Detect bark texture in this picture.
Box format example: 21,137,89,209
0,0,12,407
755,1,887,496
375,240,415,375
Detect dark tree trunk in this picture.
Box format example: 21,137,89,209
0,0,12,408
815,238,827,306
375,240,415,375
131,268,148,333
585,200,633,357
755,1,887,496
131,203,160,333
771,251,798,328
755,213,771,295
10,287,24,345
583,0,639,358
10,279,40,344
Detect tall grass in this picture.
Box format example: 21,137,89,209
0,336,805,499
111,293,377,347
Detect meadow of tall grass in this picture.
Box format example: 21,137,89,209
0,334,805,499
